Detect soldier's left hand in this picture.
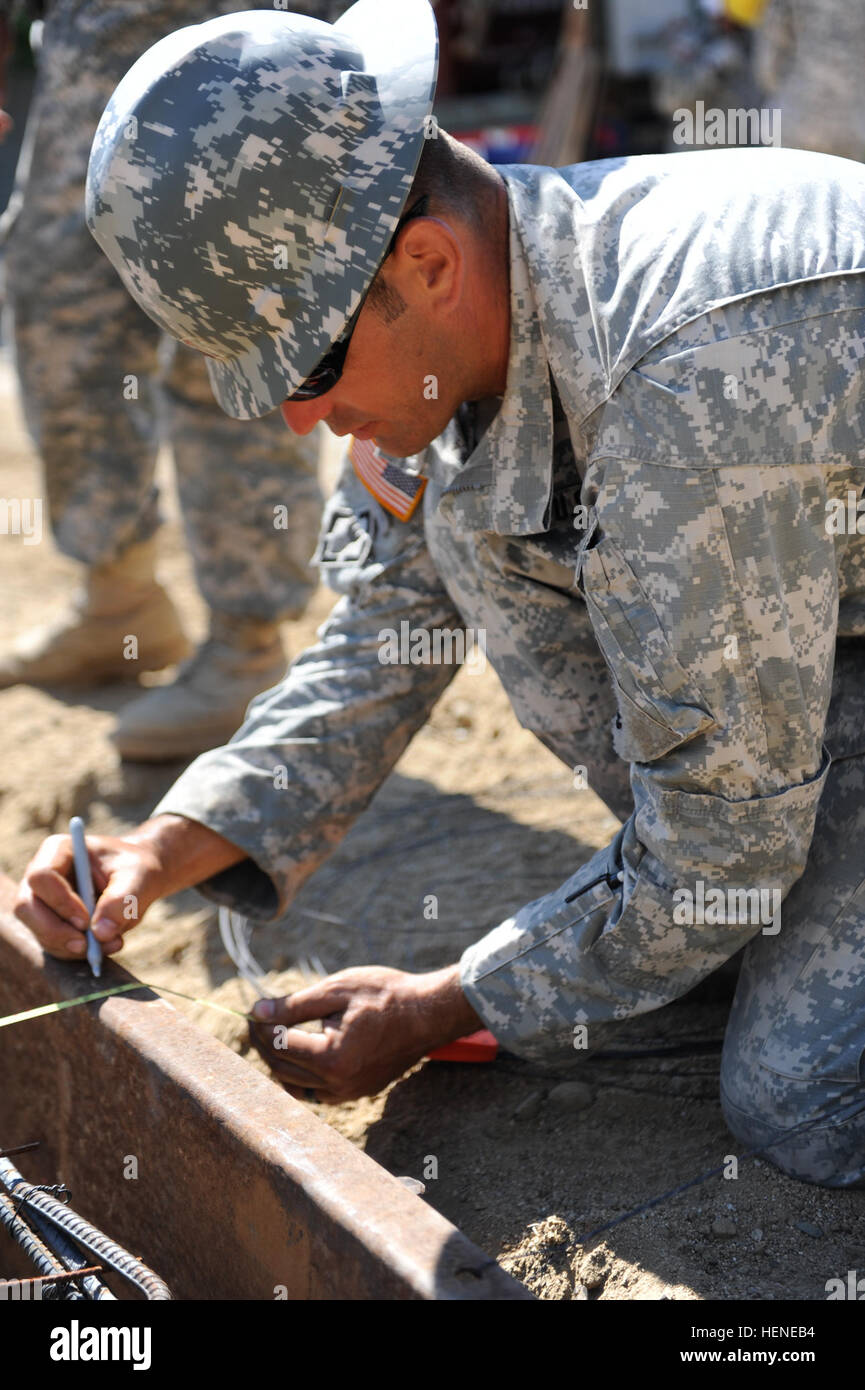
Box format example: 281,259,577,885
248,963,481,1102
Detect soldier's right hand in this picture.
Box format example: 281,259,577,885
14,832,166,962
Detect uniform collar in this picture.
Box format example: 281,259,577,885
430,173,555,536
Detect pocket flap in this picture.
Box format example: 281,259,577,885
582,536,717,762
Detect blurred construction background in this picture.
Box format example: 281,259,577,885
5,0,862,221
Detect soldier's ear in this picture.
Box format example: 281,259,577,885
399,218,465,314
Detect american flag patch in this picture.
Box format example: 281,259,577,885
350,437,426,521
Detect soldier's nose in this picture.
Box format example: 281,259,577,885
280,396,333,434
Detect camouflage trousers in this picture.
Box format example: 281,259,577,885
720,660,865,1190
2,0,324,620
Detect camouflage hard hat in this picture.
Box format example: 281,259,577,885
85,1,438,419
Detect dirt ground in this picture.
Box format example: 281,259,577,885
1,354,862,1301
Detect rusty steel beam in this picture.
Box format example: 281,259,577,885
0,881,530,1300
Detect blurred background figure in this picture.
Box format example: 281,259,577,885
0,0,330,762
755,0,865,160
650,0,763,150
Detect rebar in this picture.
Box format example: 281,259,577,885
11,1189,116,1300
0,1192,83,1300
0,1158,171,1300
0,1264,103,1295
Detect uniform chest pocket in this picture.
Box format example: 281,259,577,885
580,536,717,763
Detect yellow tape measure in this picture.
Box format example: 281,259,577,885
0,981,253,1030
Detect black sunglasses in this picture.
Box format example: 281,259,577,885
285,195,430,403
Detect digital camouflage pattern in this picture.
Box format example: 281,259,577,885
85,0,438,419
155,145,865,1184
3,0,327,617
755,0,865,162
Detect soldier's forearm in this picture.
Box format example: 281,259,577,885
153,462,464,922
126,813,248,899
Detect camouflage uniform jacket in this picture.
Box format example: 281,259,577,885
157,146,865,1060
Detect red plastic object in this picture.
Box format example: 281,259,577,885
427,1029,499,1063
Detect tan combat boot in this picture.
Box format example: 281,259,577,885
0,537,190,689
112,612,287,761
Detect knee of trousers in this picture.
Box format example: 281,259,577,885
720,1060,865,1189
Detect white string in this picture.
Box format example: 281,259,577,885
217,908,327,997
217,907,268,993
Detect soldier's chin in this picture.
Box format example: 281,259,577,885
376,423,441,457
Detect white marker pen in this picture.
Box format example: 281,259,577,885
69,816,102,978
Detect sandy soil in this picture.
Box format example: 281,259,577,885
1,356,862,1301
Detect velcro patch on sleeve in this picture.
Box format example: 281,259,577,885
351,437,427,521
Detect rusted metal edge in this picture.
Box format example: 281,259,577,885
0,884,530,1300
